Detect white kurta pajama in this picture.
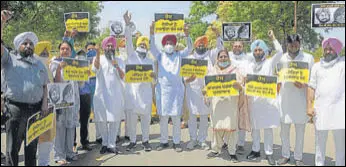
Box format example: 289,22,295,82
309,56,345,166
185,37,223,144
278,51,315,161
150,34,193,144
49,58,80,161
92,55,125,149
247,40,283,155
124,25,155,143
229,51,255,147
118,47,130,138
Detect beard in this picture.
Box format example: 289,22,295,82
21,47,34,57
105,49,115,60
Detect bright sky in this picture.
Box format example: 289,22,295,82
98,1,345,48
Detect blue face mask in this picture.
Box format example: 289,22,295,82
87,49,97,58
218,61,230,68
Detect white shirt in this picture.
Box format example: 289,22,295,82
92,55,125,122
150,35,193,116
124,25,155,115
247,40,283,129
309,56,345,130
278,51,315,124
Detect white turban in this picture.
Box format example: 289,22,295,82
13,32,39,50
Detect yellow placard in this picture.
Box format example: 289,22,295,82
155,13,184,33
245,74,277,99
125,64,153,83
62,58,89,81
64,12,89,32
277,61,309,84
26,107,54,146
180,58,208,78
205,74,239,97
89,64,96,78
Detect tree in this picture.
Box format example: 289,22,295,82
2,1,103,49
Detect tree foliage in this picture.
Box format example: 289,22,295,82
2,1,103,50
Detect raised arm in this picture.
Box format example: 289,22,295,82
178,24,193,57
268,30,283,68
124,11,135,56
150,21,161,59
1,10,12,61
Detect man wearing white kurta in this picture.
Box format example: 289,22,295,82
185,30,223,150
92,36,125,154
246,31,283,166
307,37,345,166
149,21,193,152
228,41,254,153
123,12,155,152
277,34,315,166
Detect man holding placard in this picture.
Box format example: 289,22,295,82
150,15,193,152
228,40,254,154
184,27,223,151
245,30,283,165
123,11,156,152
277,34,314,166
1,10,49,166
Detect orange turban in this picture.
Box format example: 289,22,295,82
194,36,208,48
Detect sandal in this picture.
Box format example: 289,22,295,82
55,159,68,165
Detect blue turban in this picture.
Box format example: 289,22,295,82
251,40,269,56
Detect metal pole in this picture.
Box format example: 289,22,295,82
294,1,297,33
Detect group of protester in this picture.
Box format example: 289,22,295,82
1,9,345,166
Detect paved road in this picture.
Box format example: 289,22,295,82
1,121,337,166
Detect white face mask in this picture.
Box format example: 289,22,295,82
136,47,147,53
164,44,174,54
119,47,126,53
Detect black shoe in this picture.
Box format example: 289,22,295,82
173,143,183,152
100,146,107,154
295,160,304,166
116,136,121,144
124,136,130,141
236,145,245,154
142,141,152,152
96,138,102,145
207,151,219,159
126,142,137,151
1,152,5,160
107,147,118,154
229,154,240,163
246,151,261,160
81,144,92,151
277,157,290,165
156,143,169,151
266,155,276,166
222,143,228,149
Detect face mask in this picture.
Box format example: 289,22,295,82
195,47,207,55
323,53,338,62
233,50,243,56
254,52,265,62
87,49,97,58
218,61,230,68
119,47,126,53
136,47,147,59
164,44,174,54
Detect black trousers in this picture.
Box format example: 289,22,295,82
5,100,41,166
74,94,91,146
